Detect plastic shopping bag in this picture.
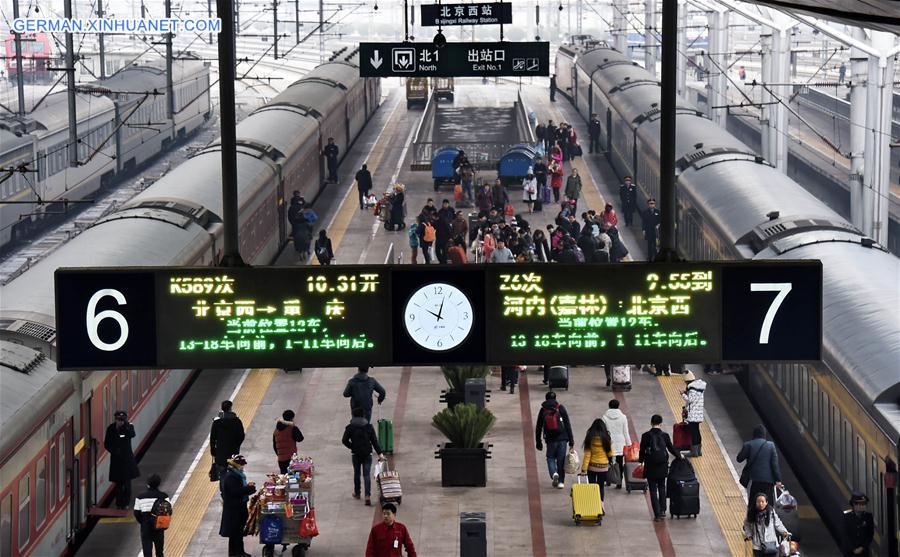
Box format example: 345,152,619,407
564,447,580,475
299,508,319,538
776,487,798,513
372,459,384,479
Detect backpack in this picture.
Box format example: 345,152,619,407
644,431,669,465
543,404,561,434
150,498,172,530
422,222,436,243
315,241,328,257
349,424,372,455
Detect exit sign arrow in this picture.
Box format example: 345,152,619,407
370,50,382,69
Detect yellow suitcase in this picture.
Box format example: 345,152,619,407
571,475,603,525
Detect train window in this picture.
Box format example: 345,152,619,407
856,436,867,492
17,474,29,550
819,392,829,454
50,443,58,511
35,456,46,527
809,380,818,439
141,370,149,396
872,457,881,528
102,384,109,433
1,492,10,557
832,406,841,472
111,375,119,417
57,432,66,503
131,370,139,409
843,420,853,485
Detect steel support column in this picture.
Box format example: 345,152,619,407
645,0,657,75
707,9,728,126
216,0,244,266
863,31,896,244
64,0,78,167
848,27,867,229
613,0,628,55
759,31,773,165
658,0,678,261
770,27,789,172
11,0,25,114
675,0,686,94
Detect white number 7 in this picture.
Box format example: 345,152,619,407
750,282,792,344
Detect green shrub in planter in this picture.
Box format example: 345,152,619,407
431,403,496,448
440,365,490,393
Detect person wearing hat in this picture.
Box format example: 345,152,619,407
366,502,417,557
323,137,340,183
219,454,256,557
522,169,538,214
680,371,707,457
104,410,140,509
842,492,874,556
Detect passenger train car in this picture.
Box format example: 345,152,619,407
557,43,900,556
0,48,380,556
4,33,53,83
0,58,212,250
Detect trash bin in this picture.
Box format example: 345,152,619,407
460,512,487,557
464,378,486,410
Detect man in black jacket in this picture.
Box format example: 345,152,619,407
210,401,245,484
843,492,874,557
323,137,340,182
588,113,602,154
618,176,637,226
105,410,139,509
639,414,682,521
355,164,373,209
134,474,169,557
343,366,387,422
342,407,386,505
535,392,575,489
642,198,661,259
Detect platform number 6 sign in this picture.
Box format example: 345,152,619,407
86,289,130,351
750,282,792,344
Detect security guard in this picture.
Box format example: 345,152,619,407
842,491,874,557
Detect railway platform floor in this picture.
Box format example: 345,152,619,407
79,82,838,557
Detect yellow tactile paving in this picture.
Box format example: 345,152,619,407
163,368,277,557
658,375,752,557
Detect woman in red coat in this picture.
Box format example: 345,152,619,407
549,159,564,203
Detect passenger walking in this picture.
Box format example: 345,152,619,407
289,199,313,261
642,198,661,259
133,474,170,557
105,410,140,509
565,169,582,213
434,210,452,264
842,492,874,557
545,120,557,153
323,137,340,183
639,414,682,521
681,371,706,456
491,179,509,213
451,211,468,243
343,366,387,423
418,218,435,264
448,238,468,264
588,113,602,154
550,74,557,102
618,176,637,226
219,454,256,557
389,184,406,231
533,157,548,195
737,425,783,514
476,182,493,215
535,122,546,149
314,229,334,265
408,218,420,264
522,171,538,213
738,66,746,81
342,407,386,506
580,419,615,501
499,365,518,394
743,493,790,557
535,391,575,489
602,399,632,489
272,410,305,474
210,401,245,486
487,239,514,263
549,158,563,202
356,164,373,210
366,503,417,557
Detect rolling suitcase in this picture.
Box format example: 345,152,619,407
547,366,569,390
377,461,403,505
611,365,632,391
624,461,648,493
377,407,394,454
669,479,700,518
571,475,603,525
533,195,543,212
672,422,691,451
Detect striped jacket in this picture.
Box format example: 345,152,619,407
133,488,170,526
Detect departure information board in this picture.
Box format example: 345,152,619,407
55,262,821,370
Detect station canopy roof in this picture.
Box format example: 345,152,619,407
749,0,900,35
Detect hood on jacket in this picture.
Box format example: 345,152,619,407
603,408,626,421
688,379,707,391
276,419,293,431
349,416,369,427
541,400,559,411
349,373,370,383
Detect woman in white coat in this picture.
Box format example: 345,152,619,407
681,371,707,457
522,171,538,213
601,399,632,489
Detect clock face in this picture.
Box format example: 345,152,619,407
403,282,474,351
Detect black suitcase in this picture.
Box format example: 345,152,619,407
547,366,568,390
669,480,700,518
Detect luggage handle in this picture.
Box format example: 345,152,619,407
576,474,588,484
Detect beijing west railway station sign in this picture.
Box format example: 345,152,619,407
358,41,550,78
420,2,513,26
54,263,821,371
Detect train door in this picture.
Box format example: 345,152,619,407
606,109,612,153
80,395,93,526
572,71,578,111
317,132,326,192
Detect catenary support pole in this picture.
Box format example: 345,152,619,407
216,0,245,266
675,0,686,94
11,0,25,114
644,0,657,76
165,0,175,124
64,0,78,167
97,0,106,78
319,0,325,63
295,0,300,43
274,0,279,60
848,27,866,229
657,0,677,261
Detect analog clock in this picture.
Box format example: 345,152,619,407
403,282,474,351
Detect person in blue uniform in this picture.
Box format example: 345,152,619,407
323,137,340,182
104,410,140,509
842,492,874,557
641,198,661,259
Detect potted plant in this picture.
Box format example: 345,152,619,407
439,365,490,409
432,403,495,487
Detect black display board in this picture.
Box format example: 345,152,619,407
420,3,512,26
55,262,821,370
358,41,549,78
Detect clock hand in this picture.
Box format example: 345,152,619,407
436,298,445,321
424,308,441,320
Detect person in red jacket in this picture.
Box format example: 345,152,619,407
366,503,417,557
272,409,305,473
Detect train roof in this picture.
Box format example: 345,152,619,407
0,341,59,425
0,128,32,154
95,58,208,94
1,92,114,136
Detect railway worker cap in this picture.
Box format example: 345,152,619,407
114,410,127,420
228,454,247,467
849,491,869,506
683,371,696,382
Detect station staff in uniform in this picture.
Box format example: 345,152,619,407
842,492,874,557
105,410,140,509
323,137,340,182
366,503,417,557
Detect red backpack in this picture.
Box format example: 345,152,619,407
543,404,561,433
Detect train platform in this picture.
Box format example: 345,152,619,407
77,82,841,556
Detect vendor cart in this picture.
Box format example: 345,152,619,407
259,458,315,557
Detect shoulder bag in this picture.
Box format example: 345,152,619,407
739,441,765,488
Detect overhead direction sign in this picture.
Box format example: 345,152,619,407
420,2,513,26
359,41,549,78
55,262,821,370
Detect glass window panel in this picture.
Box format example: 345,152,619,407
35,458,46,527
49,444,58,510
17,475,29,549
1,493,12,557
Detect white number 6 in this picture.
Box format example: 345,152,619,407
86,289,129,351
750,282,792,344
